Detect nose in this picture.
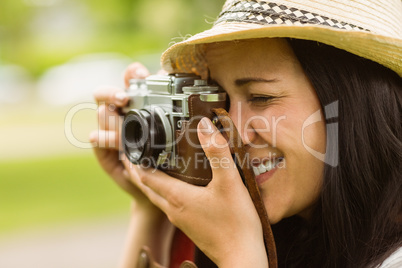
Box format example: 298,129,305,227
228,100,257,146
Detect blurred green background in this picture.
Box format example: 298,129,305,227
0,0,223,266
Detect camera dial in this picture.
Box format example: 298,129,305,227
182,80,220,94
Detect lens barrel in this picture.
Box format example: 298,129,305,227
122,109,166,166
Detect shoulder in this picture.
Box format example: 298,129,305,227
378,247,402,268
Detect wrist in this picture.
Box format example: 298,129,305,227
131,200,164,219
128,201,173,265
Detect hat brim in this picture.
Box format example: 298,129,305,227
161,22,402,78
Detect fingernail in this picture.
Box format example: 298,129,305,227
199,117,214,135
115,91,128,101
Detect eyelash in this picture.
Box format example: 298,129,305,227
248,95,275,104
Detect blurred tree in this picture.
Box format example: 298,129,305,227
0,0,224,77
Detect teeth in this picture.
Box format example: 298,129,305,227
253,166,260,176
252,157,283,176
258,164,266,174
264,161,273,170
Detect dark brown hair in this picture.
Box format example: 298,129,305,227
272,39,402,267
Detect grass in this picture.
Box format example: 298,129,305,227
0,154,131,234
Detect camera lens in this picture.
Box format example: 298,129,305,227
122,109,166,166
123,113,147,161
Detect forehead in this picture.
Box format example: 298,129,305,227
205,38,300,79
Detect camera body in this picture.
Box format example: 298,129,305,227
122,73,227,186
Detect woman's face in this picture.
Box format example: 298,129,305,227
205,38,326,224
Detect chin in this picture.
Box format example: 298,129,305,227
267,211,284,225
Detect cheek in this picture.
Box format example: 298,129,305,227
257,107,325,222
251,107,303,150
299,111,326,154
273,98,326,156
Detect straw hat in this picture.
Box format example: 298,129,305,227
161,0,402,78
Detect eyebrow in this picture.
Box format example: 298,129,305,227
234,78,279,87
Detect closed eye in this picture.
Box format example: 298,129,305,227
248,95,275,105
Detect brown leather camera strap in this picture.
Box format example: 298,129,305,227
212,108,278,268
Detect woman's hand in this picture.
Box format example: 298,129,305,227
124,117,269,267
89,62,156,208
90,63,174,266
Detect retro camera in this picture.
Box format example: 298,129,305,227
121,73,227,185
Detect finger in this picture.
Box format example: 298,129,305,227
123,156,195,208
97,104,123,131
197,117,240,186
124,62,150,87
122,157,170,211
156,69,169,75
90,130,120,150
91,144,144,197
93,146,128,180
93,85,129,107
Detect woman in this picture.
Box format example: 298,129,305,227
90,0,401,267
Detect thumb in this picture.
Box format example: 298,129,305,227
197,117,239,183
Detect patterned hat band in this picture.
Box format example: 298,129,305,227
215,0,370,32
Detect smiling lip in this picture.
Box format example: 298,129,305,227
251,156,284,185
254,165,279,185
246,152,284,184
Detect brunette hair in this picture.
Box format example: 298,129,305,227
271,39,402,267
